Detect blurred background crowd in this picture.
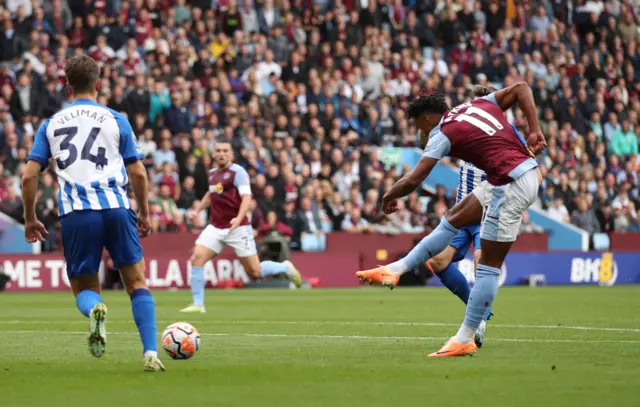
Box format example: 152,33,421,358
0,0,639,253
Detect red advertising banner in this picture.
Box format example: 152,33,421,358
0,253,361,292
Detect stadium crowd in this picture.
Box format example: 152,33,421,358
0,0,639,252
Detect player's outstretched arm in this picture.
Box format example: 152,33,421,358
21,160,48,242
492,82,546,153
381,156,437,214
126,160,151,237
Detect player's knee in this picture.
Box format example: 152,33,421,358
427,257,447,273
190,252,207,267
443,208,458,226
119,260,148,294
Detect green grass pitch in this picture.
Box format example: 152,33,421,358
1,286,639,407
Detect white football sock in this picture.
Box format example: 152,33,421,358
454,324,477,344
144,350,158,359
386,260,409,275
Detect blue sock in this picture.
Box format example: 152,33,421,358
436,263,470,304
76,290,102,318
260,260,289,277
130,289,157,354
397,218,459,271
191,266,205,306
461,265,500,336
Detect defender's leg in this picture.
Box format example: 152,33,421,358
105,208,164,371
62,211,108,358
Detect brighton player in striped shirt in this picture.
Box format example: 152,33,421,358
22,56,164,371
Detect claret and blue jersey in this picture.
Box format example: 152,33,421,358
26,99,145,276
423,94,533,261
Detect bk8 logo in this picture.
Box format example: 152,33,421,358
570,253,618,286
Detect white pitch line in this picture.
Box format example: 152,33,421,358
4,330,640,344
1,319,639,333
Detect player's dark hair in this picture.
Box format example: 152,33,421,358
406,94,449,119
64,56,100,94
214,137,231,146
471,85,497,98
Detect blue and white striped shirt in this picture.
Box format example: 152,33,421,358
27,99,143,216
456,161,487,202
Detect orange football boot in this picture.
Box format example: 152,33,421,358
355,266,399,289
428,337,477,358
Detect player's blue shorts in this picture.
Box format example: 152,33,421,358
450,224,481,262
60,208,143,279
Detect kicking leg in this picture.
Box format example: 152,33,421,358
357,193,483,288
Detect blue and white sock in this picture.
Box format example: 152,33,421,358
76,290,102,318
388,218,459,274
260,260,289,277
435,263,470,304
191,266,205,306
455,264,500,343
130,288,158,357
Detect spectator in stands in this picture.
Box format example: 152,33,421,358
0,183,22,222
260,210,292,240
611,120,638,157
177,176,197,212
154,184,184,232
342,206,370,233
571,198,601,235
10,73,40,123
548,197,570,223
164,92,191,134
154,140,177,169
154,162,181,200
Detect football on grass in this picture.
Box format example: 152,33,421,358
162,322,200,360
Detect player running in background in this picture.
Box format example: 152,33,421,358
180,139,302,313
22,56,164,371
357,82,546,357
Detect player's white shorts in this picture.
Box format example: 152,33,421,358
195,224,257,257
480,168,539,242
471,180,488,207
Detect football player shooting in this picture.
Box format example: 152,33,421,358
357,81,546,357
419,85,540,348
